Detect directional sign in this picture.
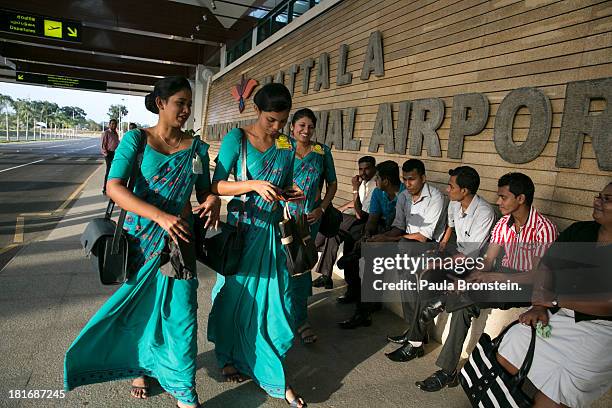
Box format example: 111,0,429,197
16,72,106,92
0,9,81,42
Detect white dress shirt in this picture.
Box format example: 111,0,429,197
392,183,447,242
359,177,377,213
447,194,496,258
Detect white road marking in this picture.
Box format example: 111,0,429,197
0,159,45,173
66,144,98,153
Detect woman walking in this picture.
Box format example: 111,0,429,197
207,83,307,407
288,108,337,344
64,76,220,408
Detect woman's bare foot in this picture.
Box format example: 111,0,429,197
222,365,249,383
285,386,307,407
298,323,318,345
130,376,149,399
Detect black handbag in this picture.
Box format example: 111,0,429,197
318,204,342,237
160,236,197,280
160,137,201,280
195,131,247,276
80,129,146,285
279,201,318,277
460,320,536,408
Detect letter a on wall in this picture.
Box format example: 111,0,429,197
361,31,384,80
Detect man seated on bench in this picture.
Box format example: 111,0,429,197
385,166,495,363
313,156,377,294
412,172,558,392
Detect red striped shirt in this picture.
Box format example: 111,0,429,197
489,207,558,272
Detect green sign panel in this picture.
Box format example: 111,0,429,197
0,9,81,42
16,72,107,92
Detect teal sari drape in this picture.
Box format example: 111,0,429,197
287,141,336,328
207,128,296,399
64,132,209,405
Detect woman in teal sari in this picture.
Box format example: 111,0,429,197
288,108,337,344
207,83,307,407
64,76,220,408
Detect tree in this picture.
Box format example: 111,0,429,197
12,98,35,139
61,106,87,127
86,119,101,131
107,104,128,123
0,94,13,140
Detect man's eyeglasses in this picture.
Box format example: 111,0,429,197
594,194,612,203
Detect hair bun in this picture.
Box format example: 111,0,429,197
144,92,159,114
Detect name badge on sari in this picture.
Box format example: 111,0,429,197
192,154,204,174
275,135,292,150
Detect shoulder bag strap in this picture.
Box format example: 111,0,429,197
110,129,147,254
515,325,537,385
492,319,537,387
237,129,248,226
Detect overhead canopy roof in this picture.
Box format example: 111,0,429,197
0,0,265,93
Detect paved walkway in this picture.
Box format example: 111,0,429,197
0,166,609,408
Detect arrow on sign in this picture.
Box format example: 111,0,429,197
67,27,78,37
17,74,23,81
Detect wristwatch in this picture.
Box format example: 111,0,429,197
551,295,559,307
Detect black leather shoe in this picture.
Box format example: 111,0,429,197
385,343,424,362
312,275,333,289
338,313,371,329
415,369,458,392
336,292,358,304
386,329,410,344
387,330,429,345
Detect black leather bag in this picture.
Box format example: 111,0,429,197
318,204,342,237
279,201,318,277
460,320,536,408
160,236,197,280
80,130,146,285
198,219,243,276
195,131,247,276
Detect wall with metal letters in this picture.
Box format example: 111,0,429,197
203,0,612,229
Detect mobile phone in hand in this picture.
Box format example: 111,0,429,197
278,186,305,201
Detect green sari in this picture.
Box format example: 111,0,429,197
64,130,210,405
207,128,296,398
288,141,336,327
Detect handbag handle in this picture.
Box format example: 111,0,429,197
109,129,147,255
493,319,537,387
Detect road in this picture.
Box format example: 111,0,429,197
0,138,103,270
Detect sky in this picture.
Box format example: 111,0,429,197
0,82,158,126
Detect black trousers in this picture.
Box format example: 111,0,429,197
103,151,115,193
346,224,394,314
315,212,368,278
401,267,449,342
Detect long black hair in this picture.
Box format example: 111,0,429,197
253,83,292,112
145,76,192,114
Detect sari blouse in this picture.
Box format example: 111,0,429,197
289,141,336,216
